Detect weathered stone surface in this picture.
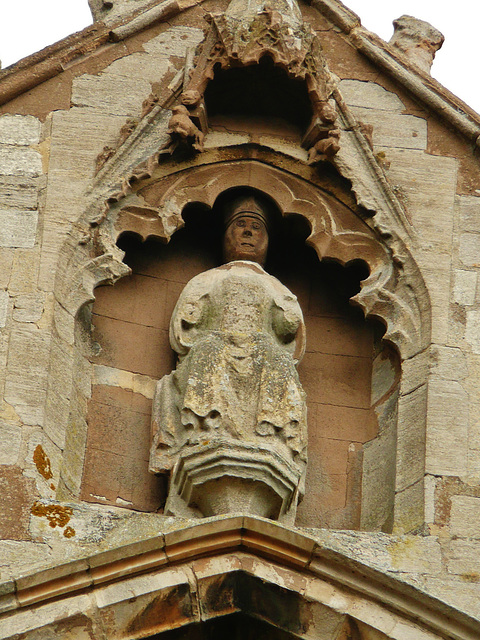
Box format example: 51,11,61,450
426,380,468,476
389,15,444,74
0,420,21,465
0,146,42,177
12,293,45,323
0,540,51,582
0,210,38,248
104,54,174,85
0,177,39,210
430,345,468,381
4,326,51,426
396,385,427,492
450,496,480,538
465,309,480,354
93,365,156,399
142,26,204,58
457,195,480,233
351,107,427,149
339,80,405,112
72,74,152,117
0,465,36,541
0,290,9,328
0,114,41,146
383,149,457,254
453,269,477,305
8,248,40,294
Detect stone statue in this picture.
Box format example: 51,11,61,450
149,193,307,522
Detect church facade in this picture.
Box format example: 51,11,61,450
1,0,480,637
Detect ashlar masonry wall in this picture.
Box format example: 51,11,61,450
0,0,479,625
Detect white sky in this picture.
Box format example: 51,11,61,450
0,0,478,115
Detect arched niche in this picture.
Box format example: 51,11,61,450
55,152,430,533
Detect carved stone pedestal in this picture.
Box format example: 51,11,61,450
164,440,303,524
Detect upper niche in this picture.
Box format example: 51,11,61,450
205,57,313,136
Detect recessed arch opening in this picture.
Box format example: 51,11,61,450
205,56,313,138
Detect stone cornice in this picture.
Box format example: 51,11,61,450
1,516,479,640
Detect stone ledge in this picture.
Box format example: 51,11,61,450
0,515,479,640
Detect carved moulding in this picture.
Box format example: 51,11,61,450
174,2,341,159
56,146,430,527
99,153,429,361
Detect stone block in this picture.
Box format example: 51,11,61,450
104,53,173,84
387,536,442,575
309,402,377,442
429,345,468,381
0,249,14,289
459,233,480,268
457,194,480,233
0,114,41,145
12,293,45,323
0,290,9,328
0,420,22,465
351,107,427,149
466,308,480,354
396,385,427,492
400,349,429,396
81,384,164,512
298,351,372,409
4,326,51,426
72,74,152,117
0,210,38,248
43,338,74,450
450,495,480,538
93,273,169,330
0,176,39,210
0,540,51,582
0,145,42,177
53,302,75,346
8,248,40,293
421,264,452,344
383,149,457,255
142,26,204,58
453,269,477,305
92,313,174,379
446,539,480,576
393,479,424,533
426,379,468,476
338,80,405,112
361,398,396,531
93,365,157,399
305,314,374,358
47,109,127,176
0,465,36,541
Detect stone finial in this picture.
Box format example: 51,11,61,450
225,0,303,30
389,15,444,74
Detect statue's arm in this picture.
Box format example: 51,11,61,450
271,284,306,363
169,272,212,356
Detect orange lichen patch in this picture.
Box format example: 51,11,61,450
30,501,73,528
50,483,56,491
33,445,53,480
63,526,76,538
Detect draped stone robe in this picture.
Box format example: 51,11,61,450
149,260,307,479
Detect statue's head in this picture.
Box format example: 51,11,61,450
222,194,269,266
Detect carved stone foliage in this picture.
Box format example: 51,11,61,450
171,0,341,159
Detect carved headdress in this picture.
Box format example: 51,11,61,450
223,194,270,231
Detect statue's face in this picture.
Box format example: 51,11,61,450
223,215,269,265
